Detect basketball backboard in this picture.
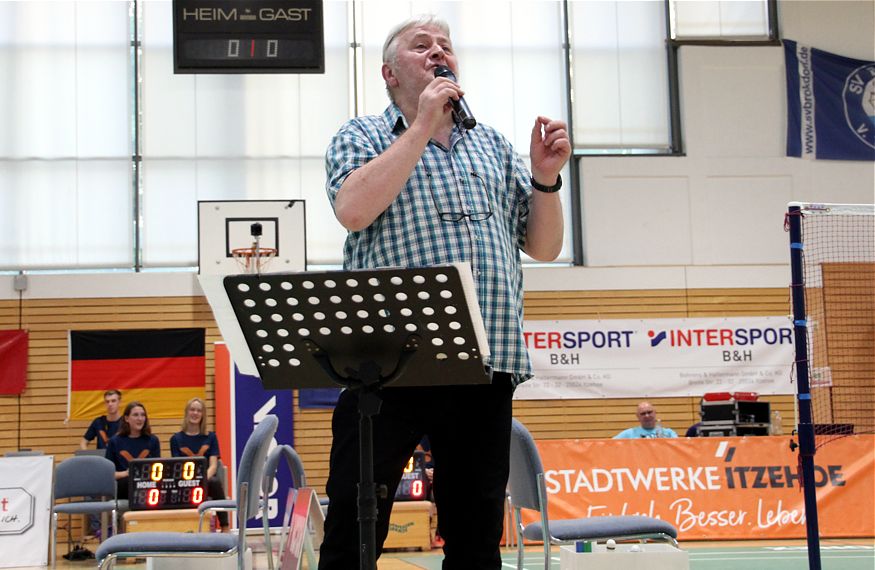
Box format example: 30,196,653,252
197,200,306,275
197,199,307,375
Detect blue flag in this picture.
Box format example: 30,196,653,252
299,387,341,408
784,39,875,161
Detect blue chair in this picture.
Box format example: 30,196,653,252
196,458,237,533
507,418,679,570
95,415,279,570
261,444,324,570
51,455,118,569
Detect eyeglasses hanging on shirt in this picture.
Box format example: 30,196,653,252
425,167,493,223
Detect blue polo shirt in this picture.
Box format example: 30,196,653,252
83,415,121,449
169,431,220,459
105,434,161,472
614,426,679,439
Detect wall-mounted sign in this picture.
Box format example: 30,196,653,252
173,0,324,74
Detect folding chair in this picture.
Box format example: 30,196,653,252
507,418,679,569
51,455,118,568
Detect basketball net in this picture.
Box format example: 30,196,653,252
232,241,277,275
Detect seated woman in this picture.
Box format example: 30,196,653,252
169,397,229,532
105,401,161,501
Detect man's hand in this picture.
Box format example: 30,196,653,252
523,116,570,262
414,76,462,138
530,116,571,185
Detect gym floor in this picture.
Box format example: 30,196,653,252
41,536,875,570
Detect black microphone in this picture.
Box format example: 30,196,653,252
434,65,477,130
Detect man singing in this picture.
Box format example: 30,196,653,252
320,15,571,569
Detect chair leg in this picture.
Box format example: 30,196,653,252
263,509,274,570
198,509,208,532
504,494,515,548
98,553,117,570
543,537,551,570
304,533,318,569
50,512,57,570
513,508,524,570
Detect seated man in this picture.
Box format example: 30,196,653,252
78,389,122,538
80,389,122,450
614,401,678,439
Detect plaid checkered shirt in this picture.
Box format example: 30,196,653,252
326,104,535,384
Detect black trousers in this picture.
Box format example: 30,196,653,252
206,475,229,528
318,372,514,570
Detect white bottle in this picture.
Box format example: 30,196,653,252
655,419,664,438
770,410,783,435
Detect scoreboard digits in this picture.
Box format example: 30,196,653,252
128,457,209,511
394,451,430,502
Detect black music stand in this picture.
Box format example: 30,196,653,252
223,265,491,570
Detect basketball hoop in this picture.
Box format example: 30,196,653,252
231,246,277,274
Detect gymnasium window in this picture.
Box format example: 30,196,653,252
0,0,775,272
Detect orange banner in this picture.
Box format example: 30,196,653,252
534,435,874,540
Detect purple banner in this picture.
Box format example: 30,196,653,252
233,365,295,529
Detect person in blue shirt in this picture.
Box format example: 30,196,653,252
614,401,678,439
79,389,122,450
105,401,161,500
79,389,123,536
169,397,229,532
685,422,703,437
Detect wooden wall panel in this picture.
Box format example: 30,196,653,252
0,286,806,543
7,297,221,459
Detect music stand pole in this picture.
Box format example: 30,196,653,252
357,385,381,569
307,351,418,570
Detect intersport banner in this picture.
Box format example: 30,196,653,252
515,317,795,400
534,436,874,540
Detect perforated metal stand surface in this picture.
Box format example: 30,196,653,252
224,265,491,570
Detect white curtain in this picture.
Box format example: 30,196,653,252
570,0,671,149
0,1,131,269
5,0,764,269
671,0,770,39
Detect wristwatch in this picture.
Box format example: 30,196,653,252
531,174,562,193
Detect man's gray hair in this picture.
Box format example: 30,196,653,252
382,14,451,65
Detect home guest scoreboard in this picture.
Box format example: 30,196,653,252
172,0,324,74
128,457,209,511
394,451,430,502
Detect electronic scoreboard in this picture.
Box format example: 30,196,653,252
394,450,430,502
128,457,209,510
172,0,324,74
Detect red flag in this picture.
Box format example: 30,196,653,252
0,330,28,395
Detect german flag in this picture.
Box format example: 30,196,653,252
69,328,205,420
